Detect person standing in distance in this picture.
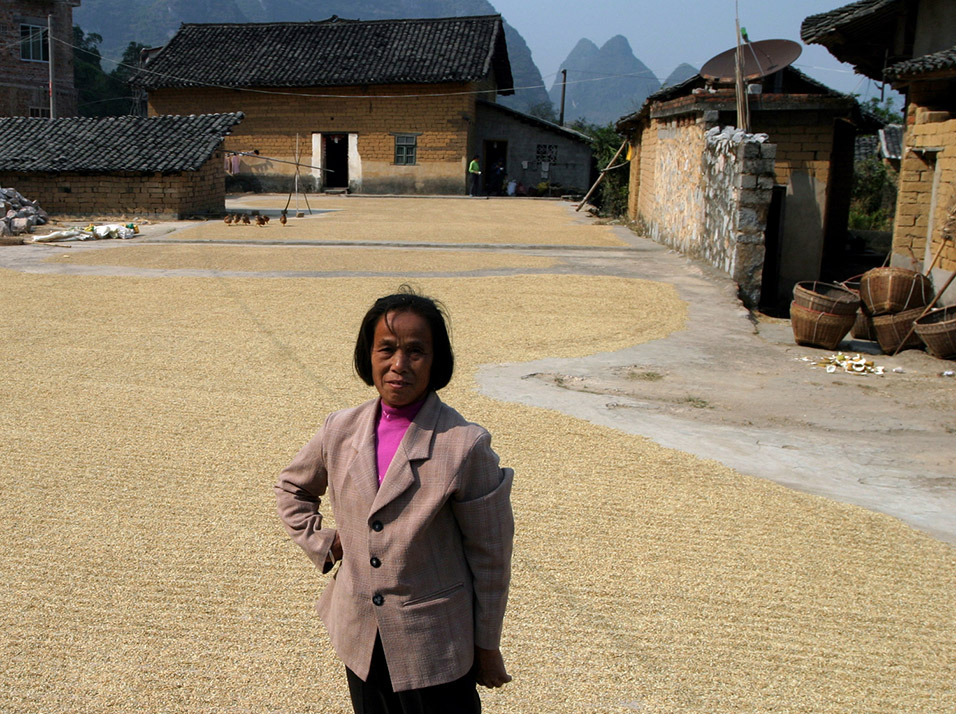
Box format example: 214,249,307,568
275,287,514,713
468,154,482,196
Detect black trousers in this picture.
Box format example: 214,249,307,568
346,634,481,714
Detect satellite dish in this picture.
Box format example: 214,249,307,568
700,39,802,82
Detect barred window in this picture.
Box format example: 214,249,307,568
20,24,48,62
394,134,417,165
29,106,50,118
536,144,557,163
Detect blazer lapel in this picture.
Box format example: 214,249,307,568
369,392,439,516
346,399,381,511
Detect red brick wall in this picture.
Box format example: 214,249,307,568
0,1,78,117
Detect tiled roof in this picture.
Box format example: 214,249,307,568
800,0,899,44
0,114,243,173
880,124,903,160
131,16,513,94
477,100,590,143
884,45,956,81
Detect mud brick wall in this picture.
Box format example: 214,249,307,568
148,82,487,194
893,81,956,306
1,153,227,218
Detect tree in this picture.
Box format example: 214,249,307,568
570,121,629,218
73,26,140,116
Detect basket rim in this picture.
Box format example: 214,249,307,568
914,305,956,326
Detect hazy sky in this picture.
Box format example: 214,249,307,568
491,0,895,104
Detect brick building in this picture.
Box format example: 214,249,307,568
130,16,524,195
1,0,80,118
803,0,956,305
616,67,877,310
0,113,243,218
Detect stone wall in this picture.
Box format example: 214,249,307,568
0,152,227,219
630,117,775,306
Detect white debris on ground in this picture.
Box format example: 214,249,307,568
1,187,47,237
29,223,139,243
705,125,770,148
800,352,886,375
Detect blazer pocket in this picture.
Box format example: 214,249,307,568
402,581,465,607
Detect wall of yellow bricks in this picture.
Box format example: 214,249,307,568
2,153,226,218
148,82,489,193
893,90,956,276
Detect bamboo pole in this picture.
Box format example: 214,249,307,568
575,139,628,212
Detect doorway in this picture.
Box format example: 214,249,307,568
483,140,508,196
324,134,349,189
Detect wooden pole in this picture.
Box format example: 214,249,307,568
559,69,567,126
925,236,951,276
575,139,628,212
47,14,55,119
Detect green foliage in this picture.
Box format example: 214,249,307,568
73,27,143,116
849,157,897,231
570,121,629,217
858,96,903,124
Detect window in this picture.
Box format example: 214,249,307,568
394,134,417,165
20,24,49,62
29,106,50,118
536,144,558,163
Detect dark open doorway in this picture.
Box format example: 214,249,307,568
324,134,349,189
483,140,507,196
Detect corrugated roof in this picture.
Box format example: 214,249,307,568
130,16,513,94
0,114,243,173
884,45,956,80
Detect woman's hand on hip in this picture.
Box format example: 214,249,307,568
474,646,512,688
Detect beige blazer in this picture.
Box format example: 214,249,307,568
275,391,514,692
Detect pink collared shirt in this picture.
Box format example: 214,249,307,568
375,397,426,485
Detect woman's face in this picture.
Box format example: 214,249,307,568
371,310,434,408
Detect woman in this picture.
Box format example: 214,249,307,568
275,289,514,714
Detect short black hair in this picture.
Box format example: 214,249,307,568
353,286,454,391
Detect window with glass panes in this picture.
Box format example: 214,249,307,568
21,24,48,62
394,134,417,165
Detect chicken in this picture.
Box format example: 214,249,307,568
223,214,233,226
241,214,251,225
255,215,267,227
279,211,288,227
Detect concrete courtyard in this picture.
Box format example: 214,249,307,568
1,196,954,713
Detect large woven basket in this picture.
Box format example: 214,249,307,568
859,267,934,315
790,301,855,350
841,279,877,340
872,307,926,354
914,306,956,359
793,281,861,316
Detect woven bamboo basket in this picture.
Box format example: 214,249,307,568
872,307,926,354
793,281,861,316
790,301,855,350
859,267,934,315
840,279,877,340
914,306,956,359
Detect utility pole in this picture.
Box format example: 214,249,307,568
47,14,56,118
559,68,567,126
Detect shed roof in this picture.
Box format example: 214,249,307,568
884,44,956,81
477,100,591,143
130,15,513,94
800,0,909,79
0,114,243,173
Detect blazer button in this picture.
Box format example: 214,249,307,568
371,520,383,532
370,557,381,568
372,593,384,606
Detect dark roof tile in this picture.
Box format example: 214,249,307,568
800,0,899,44
884,45,956,80
131,16,513,93
0,114,243,173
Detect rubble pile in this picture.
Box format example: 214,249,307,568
1,188,47,237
